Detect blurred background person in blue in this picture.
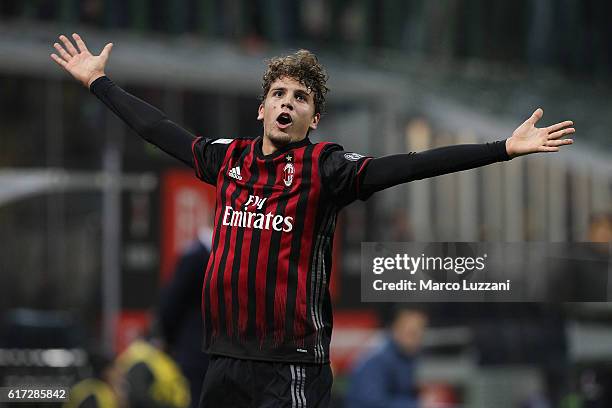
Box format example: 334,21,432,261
157,223,213,408
345,306,428,408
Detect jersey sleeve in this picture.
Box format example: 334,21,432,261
319,143,373,207
191,137,234,185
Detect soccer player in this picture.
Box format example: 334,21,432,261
51,33,575,408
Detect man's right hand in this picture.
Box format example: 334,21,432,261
50,33,113,88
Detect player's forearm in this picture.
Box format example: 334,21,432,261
362,140,510,193
90,76,195,166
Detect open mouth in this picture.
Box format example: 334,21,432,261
276,113,293,129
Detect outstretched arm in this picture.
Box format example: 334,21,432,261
361,140,509,194
50,33,195,166
361,109,575,194
89,76,195,166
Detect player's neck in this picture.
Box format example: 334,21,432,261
261,137,278,156
261,135,307,156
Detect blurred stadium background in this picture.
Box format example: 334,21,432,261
0,1,611,407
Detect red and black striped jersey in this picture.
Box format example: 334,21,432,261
191,135,372,363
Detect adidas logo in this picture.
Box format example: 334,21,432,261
228,166,243,181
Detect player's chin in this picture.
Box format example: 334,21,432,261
267,130,293,145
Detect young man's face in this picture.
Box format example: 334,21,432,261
258,76,320,147
392,310,427,355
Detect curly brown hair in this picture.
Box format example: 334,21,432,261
261,49,329,115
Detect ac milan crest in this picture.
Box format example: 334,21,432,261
283,160,294,187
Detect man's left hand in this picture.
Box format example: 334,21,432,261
506,108,574,158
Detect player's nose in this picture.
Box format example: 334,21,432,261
281,102,293,110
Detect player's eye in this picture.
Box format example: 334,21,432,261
296,94,305,101
273,90,283,97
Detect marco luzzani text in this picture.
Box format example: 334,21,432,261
372,254,511,292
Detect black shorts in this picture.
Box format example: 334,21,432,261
198,355,333,408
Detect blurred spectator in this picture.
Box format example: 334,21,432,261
157,226,213,407
344,306,428,408
115,337,190,408
64,348,125,408
588,213,612,244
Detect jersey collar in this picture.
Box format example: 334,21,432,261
254,136,312,160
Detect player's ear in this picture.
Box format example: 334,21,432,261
309,112,320,130
257,103,264,121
